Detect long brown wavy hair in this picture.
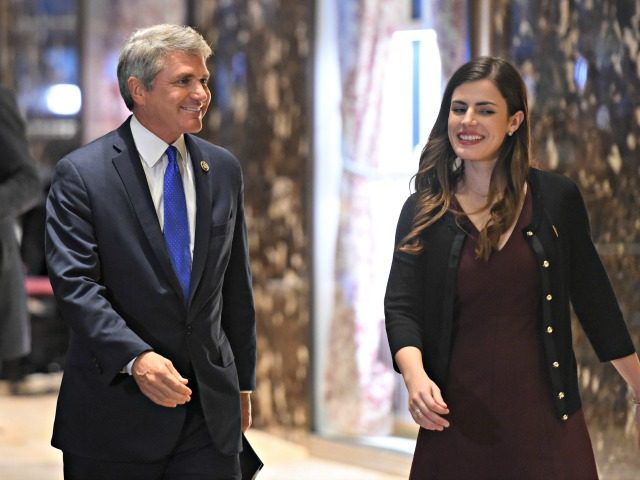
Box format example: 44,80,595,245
399,56,532,261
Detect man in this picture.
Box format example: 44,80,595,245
0,85,41,384
45,24,256,479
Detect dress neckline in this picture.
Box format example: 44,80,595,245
453,184,531,253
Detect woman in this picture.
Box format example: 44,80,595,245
384,56,640,479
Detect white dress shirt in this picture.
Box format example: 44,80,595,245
122,116,198,375
130,115,197,257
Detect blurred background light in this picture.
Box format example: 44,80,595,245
45,83,82,115
574,55,588,93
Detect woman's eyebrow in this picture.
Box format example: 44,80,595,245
451,100,498,106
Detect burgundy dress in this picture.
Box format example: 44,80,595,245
410,189,599,480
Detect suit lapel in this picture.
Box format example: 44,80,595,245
185,135,213,308
111,120,187,305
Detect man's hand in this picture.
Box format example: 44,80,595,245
132,351,192,408
241,392,252,432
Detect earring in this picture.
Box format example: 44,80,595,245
508,131,514,136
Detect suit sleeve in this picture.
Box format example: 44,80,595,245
45,157,152,383
0,87,42,221
221,174,257,391
565,179,635,361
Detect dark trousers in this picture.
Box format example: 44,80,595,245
63,403,240,480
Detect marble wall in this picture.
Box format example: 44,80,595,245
191,0,313,433
491,0,640,475
0,1,13,87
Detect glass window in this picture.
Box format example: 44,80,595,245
313,0,469,445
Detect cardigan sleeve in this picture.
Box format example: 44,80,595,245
384,194,425,371
564,179,636,361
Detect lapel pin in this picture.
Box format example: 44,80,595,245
200,161,210,172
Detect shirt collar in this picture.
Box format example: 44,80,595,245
130,115,188,167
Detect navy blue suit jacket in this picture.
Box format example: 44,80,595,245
45,117,256,461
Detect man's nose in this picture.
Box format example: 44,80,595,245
192,82,209,100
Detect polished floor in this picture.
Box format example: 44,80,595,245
0,375,405,480
3,375,638,479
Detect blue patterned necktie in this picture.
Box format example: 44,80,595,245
163,145,191,302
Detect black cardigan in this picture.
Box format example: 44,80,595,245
384,168,636,421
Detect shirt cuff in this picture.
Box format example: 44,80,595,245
121,357,137,375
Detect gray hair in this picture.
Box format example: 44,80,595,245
117,24,212,110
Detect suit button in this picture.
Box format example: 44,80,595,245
526,230,534,237
558,391,565,400
562,414,568,421
186,325,192,336
546,326,554,334
543,260,550,268
552,361,560,368
545,294,553,301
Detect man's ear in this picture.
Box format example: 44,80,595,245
127,76,146,107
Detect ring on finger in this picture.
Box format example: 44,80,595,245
414,408,421,417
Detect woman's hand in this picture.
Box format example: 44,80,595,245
395,346,450,431
610,354,640,449
404,368,450,431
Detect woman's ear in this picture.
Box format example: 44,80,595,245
508,110,525,134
